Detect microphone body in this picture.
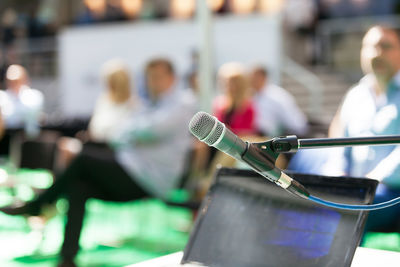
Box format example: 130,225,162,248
189,112,309,199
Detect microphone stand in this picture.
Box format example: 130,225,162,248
250,134,400,171
266,135,400,153
250,134,400,210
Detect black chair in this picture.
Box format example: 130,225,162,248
10,130,60,171
163,146,202,211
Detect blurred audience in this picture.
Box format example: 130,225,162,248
0,58,197,267
0,64,44,138
214,62,256,135
250,65,308,137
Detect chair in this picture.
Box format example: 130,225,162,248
163,145,202,210
10,130,60,171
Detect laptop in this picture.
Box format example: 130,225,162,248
177,168,378,267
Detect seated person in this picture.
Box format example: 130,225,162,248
213,62,256,136
332,26,400,232
0,58,197,267
194,63,259,197
56,59,140,170
88,59,139,142
0,64,44,138
249,65,308,137
289,25,400,233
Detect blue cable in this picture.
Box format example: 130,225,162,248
308,195,400,211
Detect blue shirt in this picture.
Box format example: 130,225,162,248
340,72,400,187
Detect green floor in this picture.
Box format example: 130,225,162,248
0,198,192,267
1,168,400,266
2,202,400,267
0,167,192,266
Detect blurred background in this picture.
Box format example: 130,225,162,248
1,0,399,128
1,0,400,266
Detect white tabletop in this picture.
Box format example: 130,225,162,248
126,247,400,267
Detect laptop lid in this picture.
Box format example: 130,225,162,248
182,168,378,267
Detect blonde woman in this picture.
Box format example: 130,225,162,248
56,59,139,170
88,59,138,142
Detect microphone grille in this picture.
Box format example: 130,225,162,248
204,120,224,145
189,111,225,146
189,111,216,140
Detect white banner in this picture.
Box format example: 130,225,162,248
58,15,282,116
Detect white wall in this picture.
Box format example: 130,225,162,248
58,14,282,117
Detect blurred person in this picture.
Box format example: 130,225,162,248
1,8,17,47
185,50,199,94
330,25,400,233
0,58,197,267
283,0,318,64
0,111,4,139
293,25,400,233
330,25,400,181
250,65,308,137
0,51,8,88
195,63,257,194
214,62,256,135
0,64,44,138
56,59,139,170
185,70,199,95
89,59,138,141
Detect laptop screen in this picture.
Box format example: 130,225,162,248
182,168,378,267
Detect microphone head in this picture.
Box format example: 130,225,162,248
189,111,225,146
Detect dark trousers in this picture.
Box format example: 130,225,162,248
32,145,147,259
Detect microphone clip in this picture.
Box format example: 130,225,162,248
271,135,299,153
251,135,299,162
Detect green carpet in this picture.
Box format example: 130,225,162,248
2,168,400,266
362,232,400,252
0,168,192,267
0,198,192,267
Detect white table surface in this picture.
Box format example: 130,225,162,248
126,247,400,267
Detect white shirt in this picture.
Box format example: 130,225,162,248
111,88,197,199
88,93,138,142
338,73,400,187
253,84,308,136
0,85,44,137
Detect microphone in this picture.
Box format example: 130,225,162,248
189,111,309,199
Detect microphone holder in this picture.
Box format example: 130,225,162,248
267,135,400,153
250,134,400,210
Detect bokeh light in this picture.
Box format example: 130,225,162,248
230,0,256,15
207,0,225,12
84,0,107,15
171,0,196,19
259,0,285,14
121,0,143,19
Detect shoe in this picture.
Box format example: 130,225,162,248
0,202,40,216
57,258,77,267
